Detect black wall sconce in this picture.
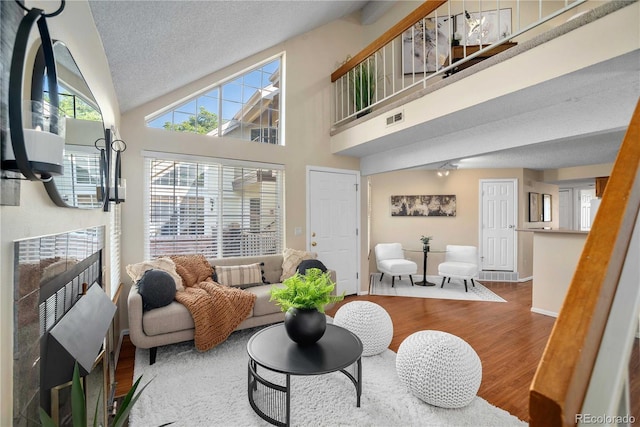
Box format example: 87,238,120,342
95,128,126,212
2,0,66,181
110,138,126,204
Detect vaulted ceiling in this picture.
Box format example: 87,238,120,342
87,1,638,176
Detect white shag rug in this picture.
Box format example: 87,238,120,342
130,325,525,427
370,274,506,303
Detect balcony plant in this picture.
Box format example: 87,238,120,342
270,268,344,345
349,57,377,117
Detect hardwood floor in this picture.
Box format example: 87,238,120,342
115,280,639,423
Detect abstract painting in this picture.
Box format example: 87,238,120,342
391,195,456,217
455,8,512,46
402,16,451,74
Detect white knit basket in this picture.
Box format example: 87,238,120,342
333,301,393,356
396,330,482,408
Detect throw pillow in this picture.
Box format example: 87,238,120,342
169,254,213,288
215,263,263,289
280,248,317,282
126,257,184,291
296,259,328,275
137,269,177,310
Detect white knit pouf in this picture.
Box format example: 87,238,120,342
333,301,393,356
396,330,482,408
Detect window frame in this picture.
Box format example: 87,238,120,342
145,52,285,146
143,151,284,260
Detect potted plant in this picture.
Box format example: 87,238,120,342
349,57,376,117
420,235,433,252
39,362,150,427
270,268,344,345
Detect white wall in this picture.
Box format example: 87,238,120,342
0,1,118,424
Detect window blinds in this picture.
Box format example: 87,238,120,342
144,155,283,259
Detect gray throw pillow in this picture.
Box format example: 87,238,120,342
137,269,177,310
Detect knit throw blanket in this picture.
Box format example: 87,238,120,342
170,255,256,352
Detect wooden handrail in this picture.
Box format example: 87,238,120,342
330,0,447,82
529,98,640,426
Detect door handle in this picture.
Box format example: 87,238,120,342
311,242,317,246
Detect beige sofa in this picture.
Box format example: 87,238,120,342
127,254,335,364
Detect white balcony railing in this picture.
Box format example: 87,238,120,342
331,0,593,127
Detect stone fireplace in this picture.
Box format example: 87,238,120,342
12,226,114,426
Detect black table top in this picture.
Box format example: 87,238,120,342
247,323,363,375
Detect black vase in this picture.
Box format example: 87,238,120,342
284,307,326,345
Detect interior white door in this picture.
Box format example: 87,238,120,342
558,188,573,230
480,180,516,271
308,169,359,295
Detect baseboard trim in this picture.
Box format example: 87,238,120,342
531,307,558,318
518,275,533,282
358,290,370,296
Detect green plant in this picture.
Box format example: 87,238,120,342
39,362,151,427
270,268,344,313
420,235,433,245
349,57,376,113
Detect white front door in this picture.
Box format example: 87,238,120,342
308,168,359,295
480,179,517,271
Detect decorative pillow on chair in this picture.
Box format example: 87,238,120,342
126,257,184,291
215,263,264,289
137,269,177,310
297,259,328,275
281,248,317,281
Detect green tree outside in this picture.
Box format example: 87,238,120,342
164,106,219,134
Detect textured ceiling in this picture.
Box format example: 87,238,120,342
88,0,370,113
87,1,638,176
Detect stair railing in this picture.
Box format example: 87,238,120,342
529,98,640,426
331,0,591,127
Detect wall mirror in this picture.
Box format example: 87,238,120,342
32,40,107,209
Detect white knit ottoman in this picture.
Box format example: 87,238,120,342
396,330,482,408
333,301,393,356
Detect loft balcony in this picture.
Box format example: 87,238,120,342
329,0,640,176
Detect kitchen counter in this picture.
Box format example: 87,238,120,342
525,229,588,317
516,228,588,235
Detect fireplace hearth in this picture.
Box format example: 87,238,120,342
13,227,113,426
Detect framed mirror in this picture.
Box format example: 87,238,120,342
32,41,107,209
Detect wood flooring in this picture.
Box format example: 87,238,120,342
115,280,639,423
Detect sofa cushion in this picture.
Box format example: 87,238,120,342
244,285,281,317
214,263,264,289
138,269,177,310
280,248,317,282
126,257,184,291
142,301,195,336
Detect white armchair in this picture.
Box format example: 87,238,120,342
438,245,479,292
374,243,418,287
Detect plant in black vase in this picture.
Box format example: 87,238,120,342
270,268,344,345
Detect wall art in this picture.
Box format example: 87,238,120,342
455,8,512,46
529,192,542,222
402,16,451,74
391,195,456,217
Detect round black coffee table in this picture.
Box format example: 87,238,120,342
247,323,363,426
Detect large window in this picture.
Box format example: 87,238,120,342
146,55,282,145
144,154,283,259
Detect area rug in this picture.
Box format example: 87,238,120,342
130,325,524,426
369,274,506,303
